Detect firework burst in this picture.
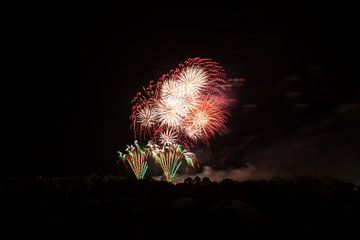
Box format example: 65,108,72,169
137,106,157,130
178,66,208,98
184,96,228,143
155,98,184,128
158,128,178,146
130,57,229,146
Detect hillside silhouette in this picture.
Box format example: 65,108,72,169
1,175,359,239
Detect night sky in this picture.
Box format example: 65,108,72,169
7,3,359,182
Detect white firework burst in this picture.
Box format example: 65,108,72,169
184,123,202,142
155,98,183,128
159,128,178,146
160,78,185,99
136,106,157,129
177,66,208,99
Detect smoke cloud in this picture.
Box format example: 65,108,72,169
176,102,360,184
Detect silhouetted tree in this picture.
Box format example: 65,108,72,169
201,177,211,185
192,176,201,185
184,177,192,185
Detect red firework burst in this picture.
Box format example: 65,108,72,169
183,96,229,144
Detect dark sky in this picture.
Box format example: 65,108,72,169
6,3,359,181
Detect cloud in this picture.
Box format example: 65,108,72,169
177,102,360,184
175,164,277,183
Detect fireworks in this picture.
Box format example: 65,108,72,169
148,142,196,182
119,57,232,181
156,98,185,128
158,128,178,146
137,106,157,129
118,140,150,179
130,57,229,146
184,96,228,143
178,67,208,97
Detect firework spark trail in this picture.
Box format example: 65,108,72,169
158,149,183,182
148,143,197,182
118,140,150,179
